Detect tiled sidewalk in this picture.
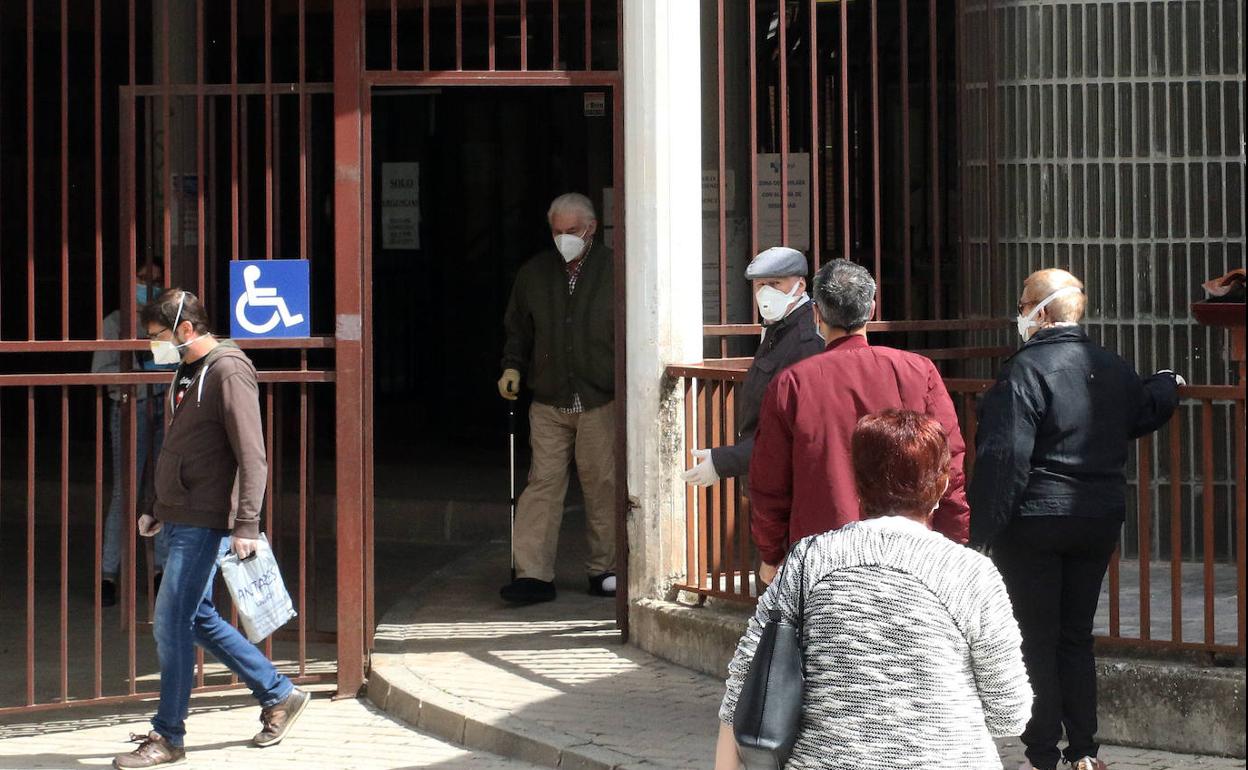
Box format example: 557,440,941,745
369,543,1245,770
0,685,541,770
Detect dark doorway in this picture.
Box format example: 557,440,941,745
367,86,615,612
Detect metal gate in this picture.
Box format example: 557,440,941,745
0,0,351,713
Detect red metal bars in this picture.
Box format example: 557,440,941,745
671,368,1246,656
807,0,820,268
837,0,849,262
900,0,912,319
61,0,70,339
778,0,790,245
26,0,35,340
928,0,941,318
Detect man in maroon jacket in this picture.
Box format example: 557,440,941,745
749,259,969,583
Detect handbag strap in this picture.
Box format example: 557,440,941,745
770,539,809,631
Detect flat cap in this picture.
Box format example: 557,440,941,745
744,246,808,279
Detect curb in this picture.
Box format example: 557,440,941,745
366,653,648,770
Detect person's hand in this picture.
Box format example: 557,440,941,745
138,514,162,537
758,561,780,586
231,536,261,560
1157,369,1187,386
498,369,521,400
682,449,719,486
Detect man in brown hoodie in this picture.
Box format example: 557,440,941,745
111,289,308,769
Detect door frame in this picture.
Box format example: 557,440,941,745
360,76,628,638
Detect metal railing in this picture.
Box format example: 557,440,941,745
667,361,1246,658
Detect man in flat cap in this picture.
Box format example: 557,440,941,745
683,247,824,488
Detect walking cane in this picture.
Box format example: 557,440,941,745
508,403,517,581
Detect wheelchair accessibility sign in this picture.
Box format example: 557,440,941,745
229,260,310,339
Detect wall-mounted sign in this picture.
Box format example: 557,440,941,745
584,92,606,117
755,153,810,251
381,162,420,250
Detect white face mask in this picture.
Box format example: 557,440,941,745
554,228,590,262
149,293,192,365
1016,286,1081,341
756,281,804,323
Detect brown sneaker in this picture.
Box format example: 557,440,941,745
1070,757,1107,770
112,732,185,768
253,687,310,747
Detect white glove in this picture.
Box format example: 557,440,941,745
1157,369,1187,386
682,448,720,486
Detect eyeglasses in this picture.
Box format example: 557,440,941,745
1016,301,1035,315
146,328,171,341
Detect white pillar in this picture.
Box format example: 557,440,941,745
623,0,704,602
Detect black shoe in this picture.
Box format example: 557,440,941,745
588,572,617,597
101,579,117,608
500,578,556,604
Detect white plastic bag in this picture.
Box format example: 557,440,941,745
217,534,297,643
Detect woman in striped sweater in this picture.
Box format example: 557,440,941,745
716,410,1033,769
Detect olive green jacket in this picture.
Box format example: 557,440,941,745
501,241,615,409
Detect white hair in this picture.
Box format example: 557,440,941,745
547,192,596,225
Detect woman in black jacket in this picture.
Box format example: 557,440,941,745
968,268,1182,770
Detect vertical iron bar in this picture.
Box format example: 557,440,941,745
778,0,789,245
1138,434,1152,640
1236,397,1246,654
95,388,104,698
456,0,464,71
838,0,849,262
1170,412,1183,642
27,0,35,340
231,0,240,260
26,388,36,705
60,387,69,701
423,0,431,72
807,0,820,268
96,0,105,339
489,0,497,71
928,0,941,318
391,0,398,70
584,0,592,71
749,0,759,257
300,0,308,261
266,0,274,260
520,0,528,70
197,0,206,295
870,0,881,305
552,0,561,69
62,0,70,339
685,379,697,589
242,98,250,259
299,380,309,674
162,0,172,282
264,385,275,659
1108,544,1121,637
717,1,727,341
1201,400,1215,646
900,0,912,319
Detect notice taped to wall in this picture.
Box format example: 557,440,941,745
755,153,810,251
382,162,420,250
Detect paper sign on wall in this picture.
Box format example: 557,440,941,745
381,162,420,250
755,153,810,251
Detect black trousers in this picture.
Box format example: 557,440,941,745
992,516,1121,770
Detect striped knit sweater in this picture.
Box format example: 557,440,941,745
720,516,1032,769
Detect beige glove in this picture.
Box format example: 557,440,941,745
498,368,521,400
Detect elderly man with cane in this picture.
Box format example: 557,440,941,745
497,193,617,604
682,246,824,490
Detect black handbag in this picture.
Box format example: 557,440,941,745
733,543,807,770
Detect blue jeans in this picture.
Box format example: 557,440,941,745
103,399,169,577
152,523,293,746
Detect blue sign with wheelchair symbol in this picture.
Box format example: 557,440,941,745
229,260,310,339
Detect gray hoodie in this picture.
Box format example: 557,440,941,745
149,341,267,538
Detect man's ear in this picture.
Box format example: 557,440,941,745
868,299,878,323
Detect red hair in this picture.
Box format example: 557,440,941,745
851,410,951,518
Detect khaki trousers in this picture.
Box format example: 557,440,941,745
513,401,616,583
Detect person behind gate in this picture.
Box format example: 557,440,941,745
967,268,1182,770
497,192,617,604
91,262,176,607
110,289,308,769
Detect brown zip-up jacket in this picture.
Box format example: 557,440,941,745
149,341,267,538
